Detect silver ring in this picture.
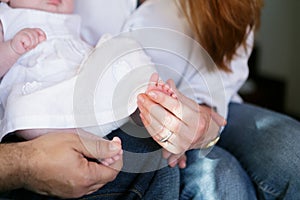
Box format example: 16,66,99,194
159,130,173,143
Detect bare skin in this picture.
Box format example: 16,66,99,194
141,73,188,168
0,131,123,198
0,0,73,76
0,22,46,77
138,75,226,168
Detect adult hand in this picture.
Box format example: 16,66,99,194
14,131,122,198
137,79,226,165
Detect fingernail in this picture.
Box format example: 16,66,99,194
148,91,157,99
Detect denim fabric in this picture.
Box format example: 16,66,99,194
180,147,257,200
219,103,300,200
4,102,298,200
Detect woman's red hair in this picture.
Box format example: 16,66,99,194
178,0,264,71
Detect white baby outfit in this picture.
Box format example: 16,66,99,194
0,3,92,101
0,3,156,139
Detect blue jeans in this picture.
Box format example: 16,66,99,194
219,103,300,199
83,124,256,200
180,147,257,200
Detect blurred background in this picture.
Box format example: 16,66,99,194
238,0,300,120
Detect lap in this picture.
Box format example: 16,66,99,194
219,102,300,199
180,147,256,200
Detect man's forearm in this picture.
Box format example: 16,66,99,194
0,142,27,191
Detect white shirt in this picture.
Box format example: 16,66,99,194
74,0,138,45
75,0,252,118
124,0,253,118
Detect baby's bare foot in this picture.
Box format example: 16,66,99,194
100,137,123,166
146,73,177,99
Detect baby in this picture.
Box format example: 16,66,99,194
0,0,176,165
0,0,121,165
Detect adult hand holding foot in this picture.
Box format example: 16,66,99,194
137,74,226,168
0,131,123,198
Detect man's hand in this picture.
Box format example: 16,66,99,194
10,28,46,55
0,131,123,198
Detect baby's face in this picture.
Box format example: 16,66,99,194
9,0,74,14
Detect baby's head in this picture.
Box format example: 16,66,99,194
5,0,74,14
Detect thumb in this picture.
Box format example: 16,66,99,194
77,130,122,160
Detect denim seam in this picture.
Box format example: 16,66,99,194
128,188,143,199
250,173,281,197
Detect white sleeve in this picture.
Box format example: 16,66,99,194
121,0,252,118
74,0,137,46
220,30,254,104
